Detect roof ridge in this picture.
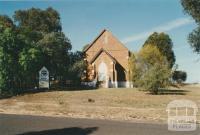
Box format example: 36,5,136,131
83,29,129,52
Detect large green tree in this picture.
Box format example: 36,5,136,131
143,32,175,68
14,7,72,84
0,7,73,95
181,0,200,54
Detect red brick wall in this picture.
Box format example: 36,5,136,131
86,30,129,71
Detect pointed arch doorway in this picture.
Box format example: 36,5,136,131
98,62,108,88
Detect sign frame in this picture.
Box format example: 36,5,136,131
39,66,49,89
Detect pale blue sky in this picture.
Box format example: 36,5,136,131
0,0,199,83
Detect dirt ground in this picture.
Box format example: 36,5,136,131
0,84,200,123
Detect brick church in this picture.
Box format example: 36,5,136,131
84,29,131,88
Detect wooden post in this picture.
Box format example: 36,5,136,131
114,63,117,88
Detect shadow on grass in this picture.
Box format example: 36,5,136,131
0,86,96,100
17,127,98,135
143,88,190,95
158,89,189,95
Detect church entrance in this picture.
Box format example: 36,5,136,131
98,62,108,87
115,63,126,87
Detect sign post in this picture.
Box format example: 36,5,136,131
39,66,49,89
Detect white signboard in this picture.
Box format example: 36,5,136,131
39,66,49,89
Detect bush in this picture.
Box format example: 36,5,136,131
129,45,171,94
172,70,187,84
139,64,171,94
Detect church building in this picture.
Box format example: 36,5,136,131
84,29,131,88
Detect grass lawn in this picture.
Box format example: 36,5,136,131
0,84,200,123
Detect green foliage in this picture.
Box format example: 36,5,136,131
19,48,42,71
139,44,168,66
0,15,14,29
188,26,200,53
0,26,21,94
181,0,200,54
181,0,200,23
14,7,72,86
128,52,137,83
172,70,187,83
129,45,171,94
0,7,73,95
143,32,175,68
37,32,71,77
14,7,61,32
68,51,87,83
140,64,171,94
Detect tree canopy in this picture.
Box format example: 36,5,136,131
0,15,14,28
143,32,175,68
14,7,61,33
181,0,200,54
0,7,86,95
129,45,171,94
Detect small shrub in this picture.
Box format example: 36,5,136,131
172,70,187,84
88,98,95,103
139,64,171,94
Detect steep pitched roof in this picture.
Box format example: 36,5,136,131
84,29,129,52
83,29,106,52
89,48,117,64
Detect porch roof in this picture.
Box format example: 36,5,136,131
89,48,117,64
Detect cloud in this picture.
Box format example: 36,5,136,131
122,17,194,44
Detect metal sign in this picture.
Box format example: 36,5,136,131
39,66,49,89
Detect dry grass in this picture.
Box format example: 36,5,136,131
0,84,200,123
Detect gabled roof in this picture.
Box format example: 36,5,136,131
83,29,106,52
89,48,117,64
84,29,129,52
